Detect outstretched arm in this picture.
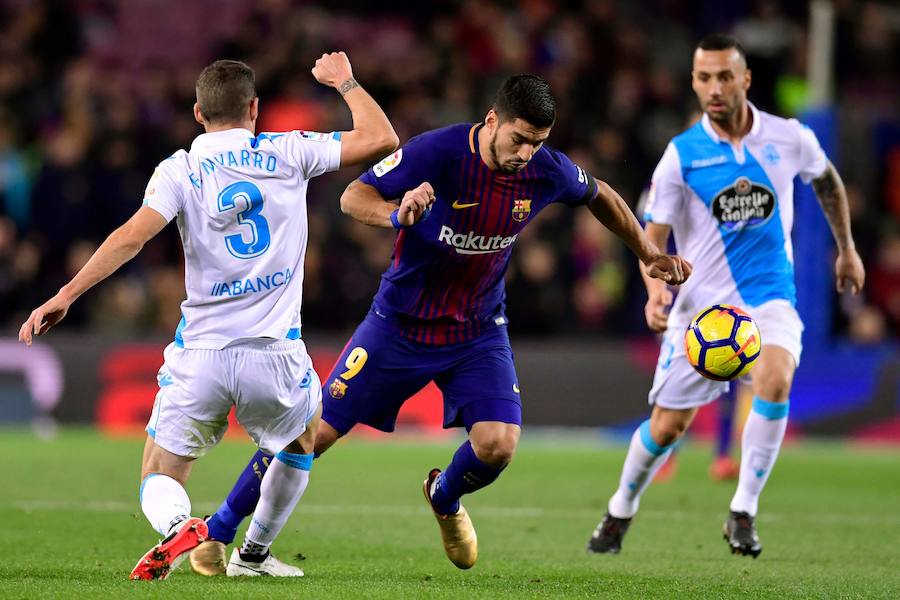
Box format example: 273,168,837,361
311,52,399,167
586,178,692,285
811,161,865,294
19,206,168,344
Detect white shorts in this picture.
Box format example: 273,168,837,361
649,299,803,410
146,338,321,457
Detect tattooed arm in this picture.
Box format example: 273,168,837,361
811,161,865,294
311,52,399,167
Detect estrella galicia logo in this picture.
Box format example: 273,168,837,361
712,177,777,230
762,143,780,166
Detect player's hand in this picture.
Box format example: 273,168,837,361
19,292,72,346
311,51,355,91
645,288,674,333
835,247,865,295
398,182,435,226
645,254,692,285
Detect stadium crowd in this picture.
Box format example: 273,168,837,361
0,0,897,341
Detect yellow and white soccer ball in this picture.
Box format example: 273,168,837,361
684,304,762,381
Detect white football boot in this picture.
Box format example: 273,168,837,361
225,548,305,577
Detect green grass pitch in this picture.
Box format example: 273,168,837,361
0,429,898,599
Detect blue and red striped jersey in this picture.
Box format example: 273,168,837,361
359,123,597,344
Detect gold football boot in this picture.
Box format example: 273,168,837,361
423,468,478,569
189,540,228,576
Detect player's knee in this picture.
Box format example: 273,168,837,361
472,441,516,467
757,380,791,404
653,425,683,448
471,430,519,467
285,427,317,456
283,438,310,455
140,438,192,484
754,370,792,403
313,420,341,455
650,410,693,447
753,347,796,403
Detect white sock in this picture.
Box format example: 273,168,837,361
140,474,191,536
730,397,789,517
608,420,673,519
241,451,313,556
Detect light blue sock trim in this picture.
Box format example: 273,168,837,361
752,396,789,420
638,419,672,457
139,473,163,502
275,450,314,471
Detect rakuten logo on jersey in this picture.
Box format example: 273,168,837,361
438,226,518,255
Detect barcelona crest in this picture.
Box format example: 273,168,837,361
512,198,532,222
329,378,348,399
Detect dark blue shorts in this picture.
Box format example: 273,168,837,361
321,311,521,435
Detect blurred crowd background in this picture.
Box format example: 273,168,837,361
0,0,897,342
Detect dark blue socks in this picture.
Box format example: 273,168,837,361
717,386,737,457
206,450,272,543
429,440,504,515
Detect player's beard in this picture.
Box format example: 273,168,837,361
705,97,737,124
489,132,524,174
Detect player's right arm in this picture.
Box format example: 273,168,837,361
638,141,687,332
19,206,168,345
311,52,399,166
340,179,435,228
639,223,675,332
340,128,442,228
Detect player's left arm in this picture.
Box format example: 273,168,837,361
586,178,692,285
311,52,399,167
18,206,168,345
811,161,865,294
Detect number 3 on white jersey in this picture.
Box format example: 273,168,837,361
217,181,271,259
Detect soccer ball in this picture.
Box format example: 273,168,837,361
684,304,761,381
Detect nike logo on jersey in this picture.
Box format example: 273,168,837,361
451,199,480,209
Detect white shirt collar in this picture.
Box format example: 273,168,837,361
190,128,255,151
700,102,761,143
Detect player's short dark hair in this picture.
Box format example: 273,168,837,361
196,60,256,124
493,75,556,129
696,33,746,62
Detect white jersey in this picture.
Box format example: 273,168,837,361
644,103,827,329
143,128,342,349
